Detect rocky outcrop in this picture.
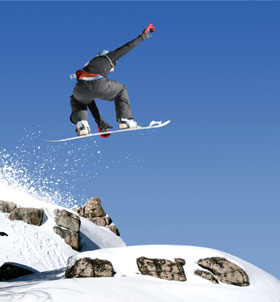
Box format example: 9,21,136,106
53,209,81,251
8,208,44,226
74,196,121,236
1,201,44,227
197,257,250,286
0,263,34,281
65,258,115,278
54,209,80,232
80,197,106,218
175,258,186,266
194,269,219,284
137,257,186,281
0,200,17,213
53,226,80,251
88,216,112,227
0,232,8,236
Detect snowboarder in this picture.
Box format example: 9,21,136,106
70,24,156,138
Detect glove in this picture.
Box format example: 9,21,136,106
97,119,113,138
142,23,156,39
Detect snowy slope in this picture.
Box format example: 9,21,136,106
0,245,280,302
0,182,125,272
0,183,280,302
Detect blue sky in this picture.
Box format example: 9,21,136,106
0,1,279,278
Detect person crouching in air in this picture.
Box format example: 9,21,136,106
69,23,156,138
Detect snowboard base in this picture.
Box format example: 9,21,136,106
45,120,171,142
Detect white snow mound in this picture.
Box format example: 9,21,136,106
0,184,280,302
0,245,280,302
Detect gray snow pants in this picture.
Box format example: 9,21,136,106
70,77,133,124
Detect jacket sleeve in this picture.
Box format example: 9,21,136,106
108,33,146,62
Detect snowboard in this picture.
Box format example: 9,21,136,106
45,120,171,142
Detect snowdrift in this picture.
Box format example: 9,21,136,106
0,245,280,302
0,182,280,302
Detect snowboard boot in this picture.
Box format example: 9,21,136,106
76,120,91,136
118,118,138,129
97,119,113,133
97,119,113,138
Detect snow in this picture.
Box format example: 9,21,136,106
1,245,280,302
0,182,280,302
0,182,125,272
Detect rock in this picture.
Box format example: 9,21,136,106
53,209,80,232
175,258,186,266
197,257,250,286
65,258,116,278
53,226,80,251
8,208,44,226
194,269,219,284
137,257,186,281
0,200,17,213
0,232,8,236
0,263,34,281
72,206,82,215
53,209,81,250
80,197,106,218
79,196,121,237
87,216,112,227
106,224,120,236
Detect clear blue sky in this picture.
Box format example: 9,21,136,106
0,1,279,278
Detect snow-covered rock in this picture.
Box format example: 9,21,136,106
0,200,16,213
8,207,44,226
0,183,125,273
0,263,35,281
0,245,279,302
0,183,280,301
76,196,121,236
136,256,187,281
65,257,116,278
53,209,80,232
197,257,249,286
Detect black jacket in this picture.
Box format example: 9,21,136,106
81,33,147,77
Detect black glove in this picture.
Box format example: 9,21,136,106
96,119,113,138
142,23,156,39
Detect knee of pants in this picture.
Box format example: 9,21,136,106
116,84,129,99
70,95,87,111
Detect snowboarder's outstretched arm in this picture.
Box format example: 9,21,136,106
80,24,156,77
108,24,156,62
